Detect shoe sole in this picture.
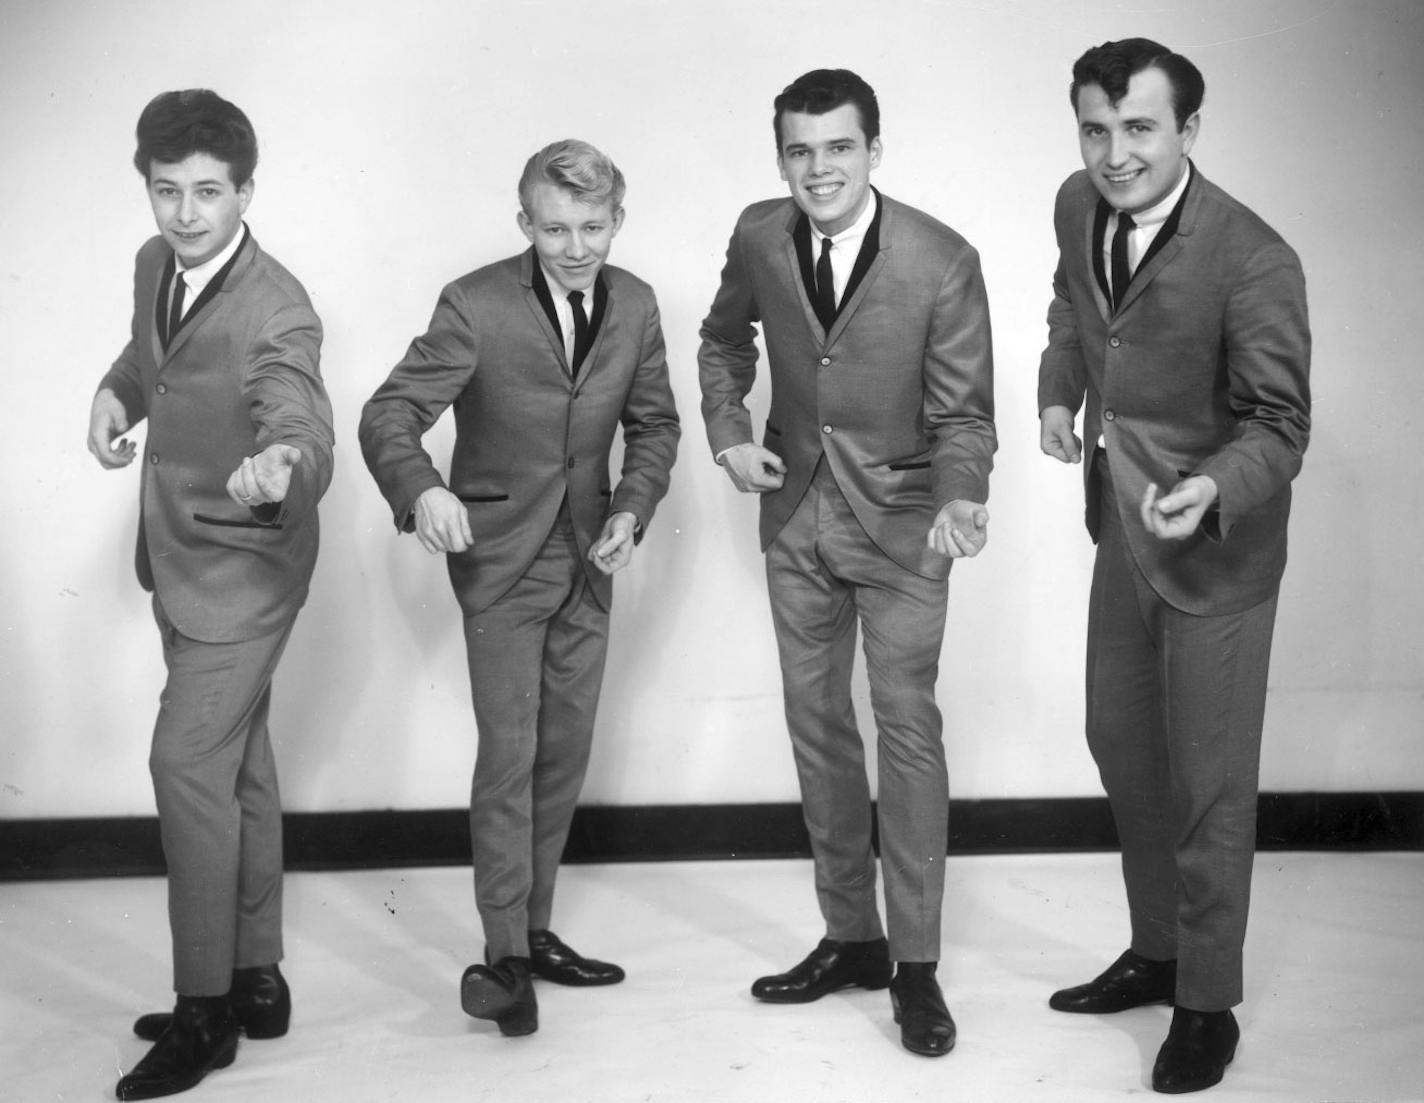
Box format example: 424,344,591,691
133,1012,289,1043
529,966,626,987
751,972,893,1003
461,975,518,1021
1048,995,1174,1014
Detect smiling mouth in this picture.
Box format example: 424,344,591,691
807,183,842,197
172,230,206,240
1105,169,1144,185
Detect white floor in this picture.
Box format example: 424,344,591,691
2,852,1421,1102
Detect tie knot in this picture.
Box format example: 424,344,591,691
819,236,833,259
568,290,584,308
1117,211,1136,233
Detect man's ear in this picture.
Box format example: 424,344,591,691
1180,112,1200,155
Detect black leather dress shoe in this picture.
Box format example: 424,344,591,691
528,929,625,986
461,956,537,1036
1152,1007,1239,1094
115,995,239,1100
751,937,892,1003
889,962,956,1057
134,964,290,1042
1049,949,1176,1013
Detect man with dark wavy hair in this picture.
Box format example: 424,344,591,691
1038,38,1310,1094
700,68,996,1057
89,88,333,1100
361,138,679,1040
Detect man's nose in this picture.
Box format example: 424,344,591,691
565,231,589,258
1106,132,1129,167
176,192,197,223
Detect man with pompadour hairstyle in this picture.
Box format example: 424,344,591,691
700,68,996,1058
89,88,333,1101
360,138,679,1039
1038,37,1310,1094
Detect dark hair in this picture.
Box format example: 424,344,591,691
132,89,258,186
1069,38,1204,131
773,69,880,150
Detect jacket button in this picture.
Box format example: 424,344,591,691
820,357,831,366
1109,336,1122,348
567,458,576,469
822,424,833,434
149,452,160,464
1103,409,1116,421
155,382,167,395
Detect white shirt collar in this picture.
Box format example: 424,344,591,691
1129,161,1191,229
175,222,247,306
810,189,879,249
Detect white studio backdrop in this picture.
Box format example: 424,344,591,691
1,0,1420,818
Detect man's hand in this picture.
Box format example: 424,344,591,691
1140,476,1218,541
719,442,787,493
412,486,473,554
226,444,303,507
589,511,638,575
928,499,990,558
87,388,136,469
1039,405,1082,465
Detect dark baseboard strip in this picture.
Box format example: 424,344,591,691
2,793,1419,882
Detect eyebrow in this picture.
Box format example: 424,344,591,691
783,136,859,151
151,178,228,189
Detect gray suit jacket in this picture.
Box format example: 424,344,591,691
359,249,680,616
699,192,996,581
1038,166,1311,615
100,230,334,643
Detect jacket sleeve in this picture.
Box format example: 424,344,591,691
1037,190,1089,417
1194,240,1311,538
245,301,334,525
610,294,680,537
98,249,153,427
924,243,996,508
697,216,761,458
358,283,478,531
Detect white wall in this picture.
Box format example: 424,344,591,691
1,0,1420,818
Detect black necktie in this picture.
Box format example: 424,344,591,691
1110,211,1136,310
165,271,186,349
815,236,836,330
568,290,589,374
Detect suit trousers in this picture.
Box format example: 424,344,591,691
460,512,609,961
1087,451,1278,1010
149,595,293,995
765,459,950,963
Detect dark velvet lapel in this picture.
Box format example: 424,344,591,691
1091,166,1194,314
1137,164,1193,273
1092,199,1111,305
531,258,607,372
792,189,883,335
165,226,250,353
155,252,177,348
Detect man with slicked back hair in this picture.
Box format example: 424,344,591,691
1038,38,1310,1094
